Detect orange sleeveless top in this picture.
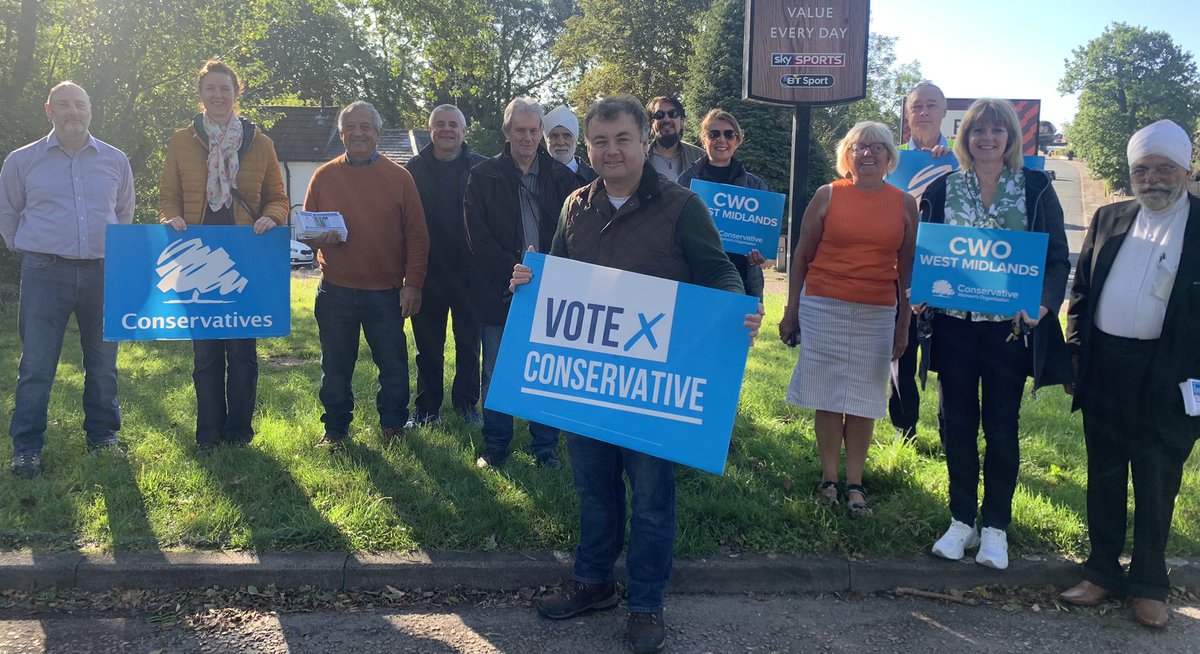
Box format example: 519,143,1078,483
804,178,906,306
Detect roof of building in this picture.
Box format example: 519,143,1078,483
258,105,429,165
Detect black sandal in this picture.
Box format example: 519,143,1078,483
815,481,839,505
845,484,873,517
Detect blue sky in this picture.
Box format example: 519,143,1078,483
869,0,1200,129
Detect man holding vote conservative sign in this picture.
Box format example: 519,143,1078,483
513,95,762,654
1060,120,1200,628
0,82,134,478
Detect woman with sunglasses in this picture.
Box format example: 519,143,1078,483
921,99,1070,569
778,121,917,517
678,109,768,298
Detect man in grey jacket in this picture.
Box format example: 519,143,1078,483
645,96,704,182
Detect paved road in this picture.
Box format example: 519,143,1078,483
2,591,1199,653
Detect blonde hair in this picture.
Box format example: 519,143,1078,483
699,109,743,141
835,121,899,178
953,98,1024,170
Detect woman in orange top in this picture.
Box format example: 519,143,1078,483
158,60,288,451
778,121,917,516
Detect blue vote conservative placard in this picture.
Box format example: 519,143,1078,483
888,150,1047,198
104,224,291,341
485,252,760,475
689,179,786,256
911,223,1048,317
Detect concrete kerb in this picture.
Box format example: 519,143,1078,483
2,551,1199,595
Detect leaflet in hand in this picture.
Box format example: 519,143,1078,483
295,211,348,242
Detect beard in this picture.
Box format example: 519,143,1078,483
1135,182,1186,212
654,132,680,149
550,149,574,165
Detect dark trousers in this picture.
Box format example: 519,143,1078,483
1081,330,1194,600
567,434,676,613
315,281,410,436
480,324,559,456
934,315,1030,530
192,338,258,445
410,280,480,416
889,318,921,432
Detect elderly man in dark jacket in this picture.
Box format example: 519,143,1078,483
404,104,487,427
1060,120,1200,629
464,97,579,469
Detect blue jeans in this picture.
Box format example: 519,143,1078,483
315,281,409,436
192,338,258,445
567,434,676,612
9,253,119,454
480,323,558,456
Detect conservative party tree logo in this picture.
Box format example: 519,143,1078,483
155,238,248,304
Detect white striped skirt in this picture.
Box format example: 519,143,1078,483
785,289,895,419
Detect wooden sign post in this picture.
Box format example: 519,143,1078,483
743,0,870,268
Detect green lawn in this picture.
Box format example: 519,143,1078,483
0,276,1197,559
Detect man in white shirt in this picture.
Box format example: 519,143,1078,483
1061,119,1199,629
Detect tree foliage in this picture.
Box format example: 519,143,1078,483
555,0,709,109
1058,22,1200,191
682,0,829,199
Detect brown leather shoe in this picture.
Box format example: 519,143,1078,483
1132,598,1169,629
1058,580,1115,606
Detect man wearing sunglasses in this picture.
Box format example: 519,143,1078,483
645,96,704,182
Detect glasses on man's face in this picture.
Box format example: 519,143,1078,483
706,129,739,141
651,109,682,121
1131,164,1180,181
852,142,888,155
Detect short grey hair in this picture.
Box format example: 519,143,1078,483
47,81,88,105
502,97,543,133
584,95,650,142
905,82,945,110
428,104,467,128
338,101,383,131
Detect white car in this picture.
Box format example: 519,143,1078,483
290,239,314,267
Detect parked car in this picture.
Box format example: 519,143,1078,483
290,239,314,267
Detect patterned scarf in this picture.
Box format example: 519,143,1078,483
202,113,243,212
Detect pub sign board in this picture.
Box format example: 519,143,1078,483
743,0,870,106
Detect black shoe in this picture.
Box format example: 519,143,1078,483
458,409,482,426
475,449,508,469
536,579,619,619
316,433,348,452
197,442,219,456
11,452,41,479
87,437,122,453
382,426,407,443
403,412,441,429
535,452,563,469
627,610,666,653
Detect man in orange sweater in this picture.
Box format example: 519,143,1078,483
303,101,429,449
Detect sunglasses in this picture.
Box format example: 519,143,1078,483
706,129,739,140
650,109,682,120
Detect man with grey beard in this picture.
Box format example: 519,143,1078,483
1061,119,1199,629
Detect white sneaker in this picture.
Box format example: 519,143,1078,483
975,527,1009,569
931,520,980,560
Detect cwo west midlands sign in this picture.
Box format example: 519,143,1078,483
910,223,1047,317
690,179,786,255
484,253,759,474
103,225,291,341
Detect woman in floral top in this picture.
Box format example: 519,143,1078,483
918,99,1070,570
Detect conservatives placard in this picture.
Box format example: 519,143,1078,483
690,179,786,256
104,225,291,341
887,151,1048,199
911,223,1048,317
485,252,759,474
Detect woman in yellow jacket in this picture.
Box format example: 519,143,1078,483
159,59,288,451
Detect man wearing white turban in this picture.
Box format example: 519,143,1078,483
1061,119,1199,628
543,105,597,186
